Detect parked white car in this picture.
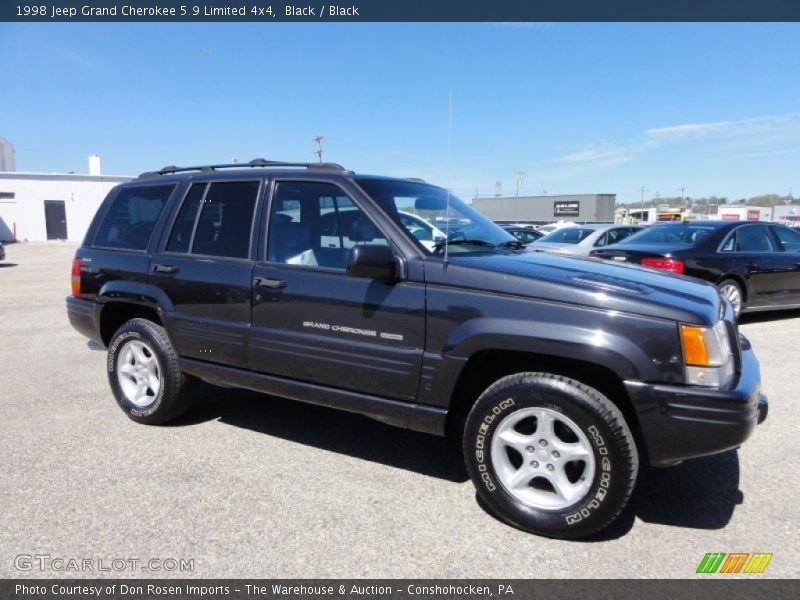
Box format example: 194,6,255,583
532,223,643,256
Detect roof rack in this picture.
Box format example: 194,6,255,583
137,158,347,179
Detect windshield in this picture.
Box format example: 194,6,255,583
538,227,596,244
620,223,716,246
356,178,516,254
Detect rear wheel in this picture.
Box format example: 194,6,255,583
463,372,638,539
107,318,196,424
718,279,744,318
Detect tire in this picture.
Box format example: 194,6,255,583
463,372,638,539
107,318,196,424
718,279,744,318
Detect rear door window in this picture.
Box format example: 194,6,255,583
165,181,260,259
734,225,776,252
94,185,175,250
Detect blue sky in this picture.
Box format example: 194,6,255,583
1,23,798,202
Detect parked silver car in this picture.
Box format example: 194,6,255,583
532,223,643,256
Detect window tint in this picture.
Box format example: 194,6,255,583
166,184,205,253
720,233,736,252
621,224,715,246
735,225,776,252
605,227,637,246
268,181,386,269
356,177,514,253
94,185,174,250
539,227,595,244
771,226,800,252
167,181,259,259
509,229,538,244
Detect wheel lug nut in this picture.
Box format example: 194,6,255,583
546,464,554,471
526,446,534,453
552,451,560,458
539,439,548,447
531,461,539,468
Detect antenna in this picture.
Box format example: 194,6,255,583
444,90,453,268
313,135,325,163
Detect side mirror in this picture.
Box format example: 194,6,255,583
346,245,398,281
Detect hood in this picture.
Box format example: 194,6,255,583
426,250,721,325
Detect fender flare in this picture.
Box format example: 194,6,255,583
444,317,663,383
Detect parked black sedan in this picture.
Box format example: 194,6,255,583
591,220,800,317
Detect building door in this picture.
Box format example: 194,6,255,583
44,200,68,240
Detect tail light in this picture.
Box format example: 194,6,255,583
71,257,82,297
641,257,684,274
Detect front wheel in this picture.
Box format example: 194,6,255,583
463,372,638,539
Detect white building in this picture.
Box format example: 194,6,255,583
772,205,800,226
0,154,132,242
715,205,773,222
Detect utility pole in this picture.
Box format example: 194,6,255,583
495,181,502,197
680,186,687,209
640,186,648,223
514,171,525,197
313,135,325,163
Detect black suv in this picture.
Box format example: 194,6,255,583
67,160,767,538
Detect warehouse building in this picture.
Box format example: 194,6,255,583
0,148,131,242
471,193,616,223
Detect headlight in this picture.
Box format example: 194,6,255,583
680,321,735,388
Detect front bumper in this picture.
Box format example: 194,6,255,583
625,334,767,466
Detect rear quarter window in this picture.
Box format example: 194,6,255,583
93,185,175,251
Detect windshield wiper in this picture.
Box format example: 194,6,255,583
433,238,497,251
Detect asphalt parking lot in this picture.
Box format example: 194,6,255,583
1,242,798,579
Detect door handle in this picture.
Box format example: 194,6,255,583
152,264,179,274
254,277,286,289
